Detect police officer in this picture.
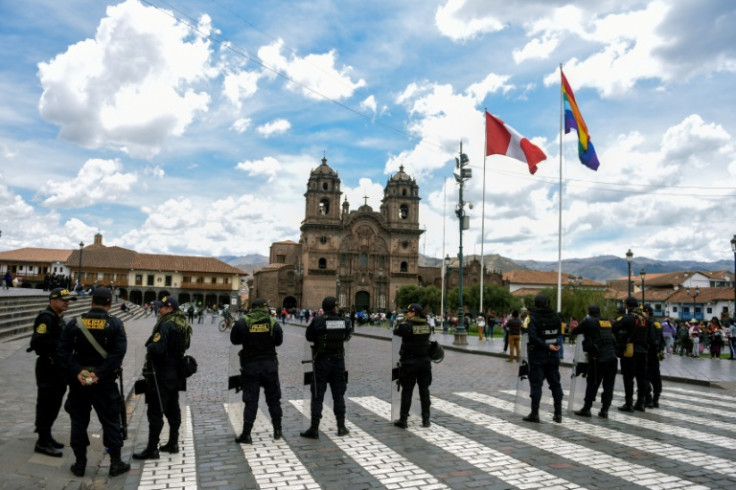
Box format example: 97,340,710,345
29,287,76,457
613,297,650,412
524,294,564,423
643,304,664,408
133,296,189,459
393,303,433,428
231,298,283,443
57,287,130,478
570,304,618,418
300,296,352,439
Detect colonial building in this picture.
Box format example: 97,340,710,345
0,233,245,308
251,157,424,312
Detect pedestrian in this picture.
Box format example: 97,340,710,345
726,319,736,360
688,318,701,358
300,296,352,439
57,287,130,478
230,298,283,444
476,314,485,341
133,296,191,459
28,287,77,457
4,271,12,289
393,303,433,428
523,294,563,423
427,313,436,334
661,317,676,356
613,297,650,412
505,310,522,362
709,317,723,359
570,304,618,418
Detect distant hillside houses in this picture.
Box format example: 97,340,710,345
505,268,735,321
0,234,246,308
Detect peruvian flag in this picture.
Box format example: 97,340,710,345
485,111,547,175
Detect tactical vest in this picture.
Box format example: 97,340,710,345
399,318,432,358
538,318,561,345
314,314,348,357
629,312,649,347
241,313,276,360
73,311,112,368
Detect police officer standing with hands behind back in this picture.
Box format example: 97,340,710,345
524,293,564,423
230,298,284,444
300,296,352,439
133,296,189,460
393,303,433,429
58,287,130,478
29,287,76,457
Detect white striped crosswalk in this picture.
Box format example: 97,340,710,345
134,388,736,489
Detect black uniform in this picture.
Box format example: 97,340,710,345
613,309,651,411
230,307,283,436
571,315,618,415
393,315,432,425
58,307,127,464
141,310,189,450
645,318,664,408
29,306,68,449
306,311,351,426
526,305,564,420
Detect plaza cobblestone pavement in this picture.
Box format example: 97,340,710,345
1,291,735,489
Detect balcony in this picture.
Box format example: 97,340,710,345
180,281,235,291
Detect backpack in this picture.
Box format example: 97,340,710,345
170,312,196,377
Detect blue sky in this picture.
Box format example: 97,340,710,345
1,0,735,264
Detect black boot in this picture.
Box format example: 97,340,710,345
336,416,349,436
574,403,592,417
652,394,660,408
644,395,654,409
235,424,253,444
633,399,646,412
523,410,540,423
598,405,609,418
49,436,65,449
553,402,562,423
618,402,634,413
160,428,179,453
70,460,86,477
108,448,130,477
421,414,431,428
133,445,160,460
273,418,282,440
300,424,320,439
393,417,408,429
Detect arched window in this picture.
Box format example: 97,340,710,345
318,258,327,269
400,261,408,272
360,253,368,266
322,182,329,190
402,189,407,196
399,204,408,219
319,199,329,215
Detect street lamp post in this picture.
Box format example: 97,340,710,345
686,286,700,321
626,249,633,297
377,268,383,312
77,241,84,290
294,263,304,308
731,234,736,319
443,255,451,334
336,273,341,307
453,143,472,346
640,269,646,305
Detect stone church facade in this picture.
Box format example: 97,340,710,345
251,157,423,312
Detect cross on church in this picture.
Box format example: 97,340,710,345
363,194,369,206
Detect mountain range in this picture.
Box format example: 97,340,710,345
219,253,733,283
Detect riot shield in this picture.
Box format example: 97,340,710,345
513,332,530,416
391,334,402,421
226,344,243,436
567,334,587,412
302,341,315,428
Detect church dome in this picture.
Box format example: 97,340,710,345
389,164,413,182
311,156,337,177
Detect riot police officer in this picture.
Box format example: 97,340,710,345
133,296,189,459
570,304,618,418
300,296,352,439
231,298,283,444
29,287,76,457
524,294,564,423
58,287,130,478
643,304,664,408
393,303,433,428
613,297,651,412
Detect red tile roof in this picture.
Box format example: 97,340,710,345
0,248,73,262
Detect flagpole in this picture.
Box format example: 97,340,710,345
441,179,447,332
557,63,563,313
480,109,487,318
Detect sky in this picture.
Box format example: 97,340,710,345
1,0,735,266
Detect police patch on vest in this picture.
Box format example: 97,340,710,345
600,320,612,329
153,332,161,342
326,320,345,330
249,323,270,333
83,318,107,330
412,324,430,335
36,323,47,334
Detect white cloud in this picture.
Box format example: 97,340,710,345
435,0,505,42
257,119,291,137
257,40,366,101
360,95,377,114
222,70,261,110
235,156,282,181
231,118,251,134
40,158,138,208
36,0,215,159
